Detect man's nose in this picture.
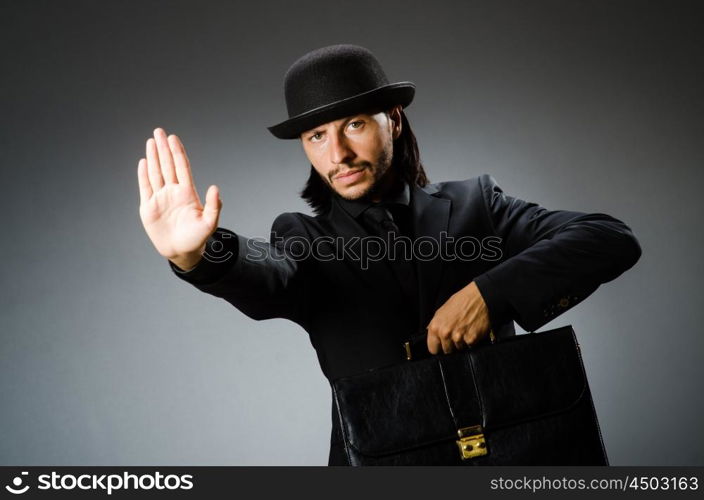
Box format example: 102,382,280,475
329,132,355,165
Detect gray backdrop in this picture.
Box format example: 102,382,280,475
2,0,702,465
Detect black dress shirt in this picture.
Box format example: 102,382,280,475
333,180,413,238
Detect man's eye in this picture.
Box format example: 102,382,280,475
349,121,364,129
309,132,323,142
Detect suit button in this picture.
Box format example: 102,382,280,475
559,297,570,308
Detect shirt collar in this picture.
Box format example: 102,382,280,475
334,181,411,219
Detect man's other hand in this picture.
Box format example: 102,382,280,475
426,281,492,355
137,128,222,271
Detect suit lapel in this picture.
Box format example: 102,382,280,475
411,184,451,330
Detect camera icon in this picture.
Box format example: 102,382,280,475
5,471,30,494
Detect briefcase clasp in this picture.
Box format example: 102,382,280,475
456,425,488,460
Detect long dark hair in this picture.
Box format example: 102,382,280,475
300,110,429,215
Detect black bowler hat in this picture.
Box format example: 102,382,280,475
267,44,415,139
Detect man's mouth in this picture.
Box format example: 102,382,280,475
333,167,367,186
335,168,364,179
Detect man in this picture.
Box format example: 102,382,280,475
137,44,641,465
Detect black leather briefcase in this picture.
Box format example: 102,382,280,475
331,325,608,465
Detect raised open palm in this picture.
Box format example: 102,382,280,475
137,128,222,269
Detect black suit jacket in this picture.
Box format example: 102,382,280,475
169,174,641,460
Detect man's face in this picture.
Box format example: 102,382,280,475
300,106,402,200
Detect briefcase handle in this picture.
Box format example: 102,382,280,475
402,328,497,361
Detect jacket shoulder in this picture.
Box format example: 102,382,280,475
426,173,498,203
271,211,320,226
270,211,325,240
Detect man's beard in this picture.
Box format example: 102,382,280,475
324,140,394,201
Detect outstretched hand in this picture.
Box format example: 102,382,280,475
426,281,492,354
137,128,222,271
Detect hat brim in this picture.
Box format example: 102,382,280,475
267,82,415,140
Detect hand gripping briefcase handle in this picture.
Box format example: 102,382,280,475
333,324,609,465
402,328,497,361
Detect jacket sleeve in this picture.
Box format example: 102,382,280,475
168,212,311,328
472,174,641,332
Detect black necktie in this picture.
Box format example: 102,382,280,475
363,204,419,309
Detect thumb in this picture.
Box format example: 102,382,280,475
202,184,222,228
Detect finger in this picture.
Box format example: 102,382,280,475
202,185,221,228
440,337,454,354
168,134,195,188
463,329,479,347
427,334,441,355
153,127,177,184
137,158,152,203
146,138,164,190
451,330,465,350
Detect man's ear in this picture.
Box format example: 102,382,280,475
389,105,402,140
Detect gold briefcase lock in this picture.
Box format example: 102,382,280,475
456,425,488,460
